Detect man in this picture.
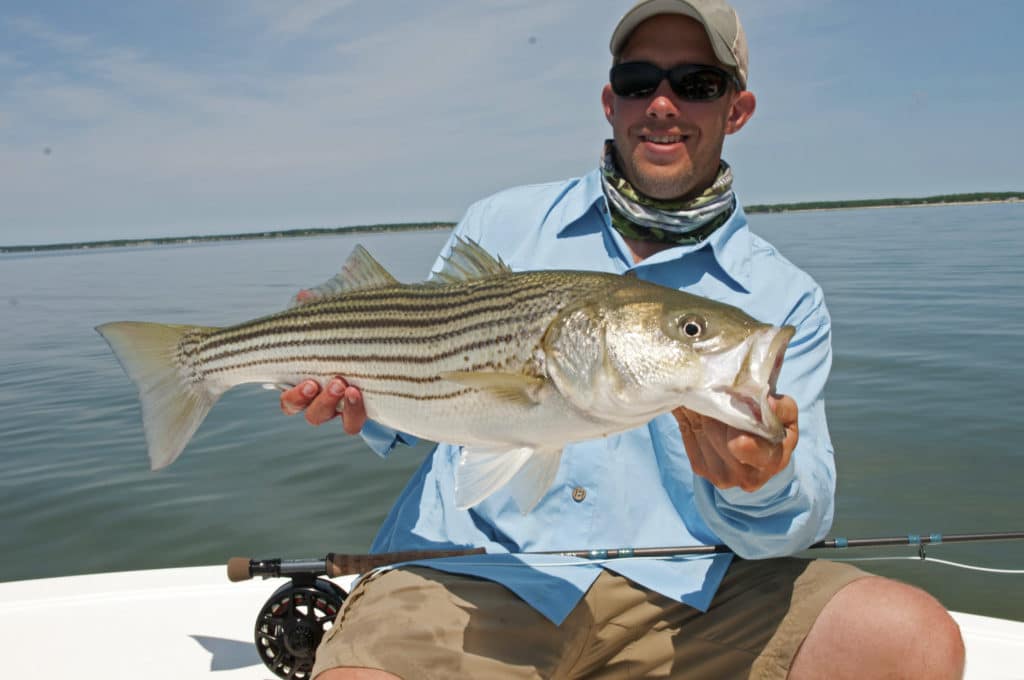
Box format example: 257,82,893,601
284,2,965,678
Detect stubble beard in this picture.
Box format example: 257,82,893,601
627,157,695,200
616,141,700,202
614,125,727,201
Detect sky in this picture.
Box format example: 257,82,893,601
2,0,1022,246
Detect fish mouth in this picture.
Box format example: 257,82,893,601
715,325,795,443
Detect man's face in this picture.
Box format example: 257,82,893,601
602,14,755,201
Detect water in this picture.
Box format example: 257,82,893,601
1,207,1022,620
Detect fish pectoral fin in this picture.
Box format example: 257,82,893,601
455,446,535,510
290,244,399,306
455,445,563,512
439,370,544,406
505,447,564,514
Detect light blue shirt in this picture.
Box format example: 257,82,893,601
360,168,836,625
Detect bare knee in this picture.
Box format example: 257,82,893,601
791,576,965,680
315,668,402,680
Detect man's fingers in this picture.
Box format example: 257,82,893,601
677,409,739,489
281,380,320,416
699,421,754,490
676,408,780,491
304,378,346,426
728,428,772,467
279,376,367,435
768,395,799,429
340,386,367,435
766,394,799,469
676,398,801,492
678,415,711,480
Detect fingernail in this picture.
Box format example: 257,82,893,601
329,380,345,397
347,393,358,405
302,382,318,397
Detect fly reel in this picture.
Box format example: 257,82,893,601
228,551,479,678
253,574,347,679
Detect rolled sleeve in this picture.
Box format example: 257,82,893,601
360,421,418,458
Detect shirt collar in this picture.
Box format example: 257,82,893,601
555,168,753,292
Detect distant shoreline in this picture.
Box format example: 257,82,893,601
744,192,1022,214
0,222,455,254
3,192,1021,253
748,198,1020,214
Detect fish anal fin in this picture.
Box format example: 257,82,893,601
439,370,544,406
290,244,399,306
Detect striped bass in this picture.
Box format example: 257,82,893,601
96,238,794,512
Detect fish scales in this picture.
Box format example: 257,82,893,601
200,273,570,348
196,279,565,368
192,272,614,404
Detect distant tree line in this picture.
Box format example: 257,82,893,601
745,192,1023,214
1,222,456,254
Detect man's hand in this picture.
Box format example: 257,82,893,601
674,395,799,492
280,377,368,435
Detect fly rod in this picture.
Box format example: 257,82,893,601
227,530,1024,581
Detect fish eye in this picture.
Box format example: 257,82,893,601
679,315,705,339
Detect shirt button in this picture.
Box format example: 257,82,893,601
572,486,587,502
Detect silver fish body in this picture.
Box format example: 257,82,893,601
97,239,793,512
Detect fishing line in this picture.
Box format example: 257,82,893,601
832,556,1024,575
360,555,1024,574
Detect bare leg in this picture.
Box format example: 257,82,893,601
790,576,965,680
315,669,401,680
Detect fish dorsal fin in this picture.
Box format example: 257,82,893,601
432,237,512,284
291,244,399,306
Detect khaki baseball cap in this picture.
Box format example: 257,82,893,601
610,0,749,89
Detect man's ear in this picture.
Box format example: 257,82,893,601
725,90,756,135
601,83,616,125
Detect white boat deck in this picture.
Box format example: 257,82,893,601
2,565,1021,678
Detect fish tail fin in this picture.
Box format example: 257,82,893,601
96,321,222,470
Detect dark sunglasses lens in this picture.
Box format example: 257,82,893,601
669,67,730,100
610,63,662,98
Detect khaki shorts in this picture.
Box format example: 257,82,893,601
312,558,869,679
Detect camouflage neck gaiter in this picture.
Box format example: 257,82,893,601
600,140,736,245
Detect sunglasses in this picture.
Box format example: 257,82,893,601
609,62,740,101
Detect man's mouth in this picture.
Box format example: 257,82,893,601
640,134,688,145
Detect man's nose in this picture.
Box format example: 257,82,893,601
645,80,680,119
